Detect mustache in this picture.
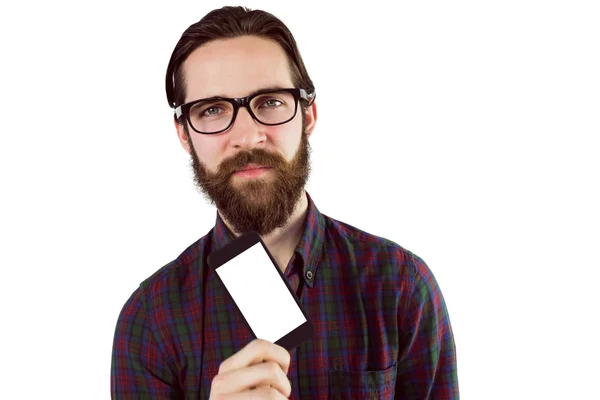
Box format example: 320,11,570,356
217,149,282,178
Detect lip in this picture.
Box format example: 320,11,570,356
236,164,270,172
233,165,272,178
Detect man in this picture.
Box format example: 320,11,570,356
111,6,459,399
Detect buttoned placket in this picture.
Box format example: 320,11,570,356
284,253,309,399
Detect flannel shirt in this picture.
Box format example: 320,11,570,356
111,191,459,399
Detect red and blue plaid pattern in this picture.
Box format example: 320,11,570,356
111,192,459,399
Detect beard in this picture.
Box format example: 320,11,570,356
188,122,312,237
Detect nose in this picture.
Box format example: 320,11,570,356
227,106,267,150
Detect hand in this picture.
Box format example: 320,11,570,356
209,338,292,399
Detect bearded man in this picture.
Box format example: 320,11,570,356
111,6,459,399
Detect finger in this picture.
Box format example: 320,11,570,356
250,387,289,399
224,387,289,400
215,361,291,397
219,338,291,375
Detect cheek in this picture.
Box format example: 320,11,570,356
271,119,302,160
191,137,222,170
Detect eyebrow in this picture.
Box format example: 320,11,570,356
199,86,289,101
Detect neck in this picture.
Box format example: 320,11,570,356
220,190,308,273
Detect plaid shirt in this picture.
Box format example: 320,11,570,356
111,192,459,399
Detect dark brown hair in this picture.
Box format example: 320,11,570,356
165,6,315,122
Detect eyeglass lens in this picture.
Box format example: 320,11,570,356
188,91,296,133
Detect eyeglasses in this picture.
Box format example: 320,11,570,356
174,88,315,135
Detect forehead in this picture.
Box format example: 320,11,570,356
182,35,294,102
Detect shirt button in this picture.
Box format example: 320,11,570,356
306,270,313,280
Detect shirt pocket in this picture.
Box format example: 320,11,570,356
328,363,397,400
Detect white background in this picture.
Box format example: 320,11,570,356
1,0,598,398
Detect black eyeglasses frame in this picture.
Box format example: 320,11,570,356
173,88,316,135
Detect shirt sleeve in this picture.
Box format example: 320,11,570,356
110,287,183,399
395,252,460,399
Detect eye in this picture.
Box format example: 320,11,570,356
263,99,283,108
190,100,232,120
203,106,222,116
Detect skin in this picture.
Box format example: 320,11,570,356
173,35,317,398
210,339,292,399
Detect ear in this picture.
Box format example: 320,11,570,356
174,118,192,154
304,100,318,138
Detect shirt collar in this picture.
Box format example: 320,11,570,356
210,191,325,288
